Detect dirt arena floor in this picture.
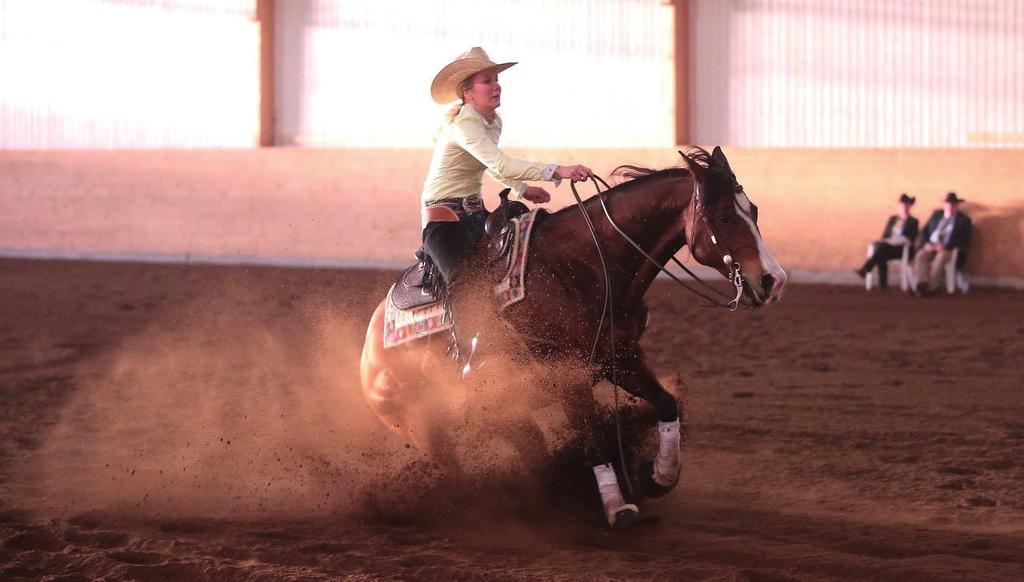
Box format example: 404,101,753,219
1,258,1022,581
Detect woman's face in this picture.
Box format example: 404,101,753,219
463,70,501,111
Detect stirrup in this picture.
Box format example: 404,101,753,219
446,330,480,378
460,334,480,378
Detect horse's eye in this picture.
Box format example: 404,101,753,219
718,212,734,224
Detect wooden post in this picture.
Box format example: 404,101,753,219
257,0,275,146
673,0,690,146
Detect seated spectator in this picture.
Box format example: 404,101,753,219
855,193,919,289
912,192,972,296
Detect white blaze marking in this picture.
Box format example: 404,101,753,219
734,192,787,299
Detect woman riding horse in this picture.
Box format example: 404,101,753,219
363,50,789,527
422,47,594,358
363,140,787,527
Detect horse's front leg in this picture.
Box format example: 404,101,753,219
611,359,682,498
561,381,639,528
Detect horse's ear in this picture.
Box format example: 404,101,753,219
679,150,706,183
711,146,733,174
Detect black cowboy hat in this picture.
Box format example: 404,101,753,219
898,193,915,204
944,192,965,204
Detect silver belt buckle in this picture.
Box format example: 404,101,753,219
462,195,484,213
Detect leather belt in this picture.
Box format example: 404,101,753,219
428,195,484,213
422,195,485,226
422,205,460,224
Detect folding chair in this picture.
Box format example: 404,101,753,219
864,242,911,291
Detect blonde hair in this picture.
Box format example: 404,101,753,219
444,75,477,123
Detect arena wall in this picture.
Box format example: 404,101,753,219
1,148,1022,285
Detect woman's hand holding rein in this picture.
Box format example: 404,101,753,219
555,164,595,183
524,165,594,203
522,165,593,204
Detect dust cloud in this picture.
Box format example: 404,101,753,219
18,277,417,519
14,274,626,525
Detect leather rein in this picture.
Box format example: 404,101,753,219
569,173,747,317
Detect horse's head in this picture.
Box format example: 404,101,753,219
682,147,787,306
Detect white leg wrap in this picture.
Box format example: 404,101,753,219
653,419,681,487
592,464,639,527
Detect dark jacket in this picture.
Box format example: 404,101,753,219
918,210,972,267
880,215,919,257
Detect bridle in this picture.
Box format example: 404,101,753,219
570,171,748,316
689,177,747,311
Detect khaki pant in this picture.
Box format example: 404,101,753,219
913,248,953,291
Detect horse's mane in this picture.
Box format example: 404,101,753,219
546,147,709,222
608,146,711,185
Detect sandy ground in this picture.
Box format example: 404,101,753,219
1,258,1023,581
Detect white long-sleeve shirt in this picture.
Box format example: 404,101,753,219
421,105,559,204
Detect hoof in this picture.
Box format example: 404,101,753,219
608,504,640,528
639,460,678,499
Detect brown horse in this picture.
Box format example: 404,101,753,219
360,146,786,527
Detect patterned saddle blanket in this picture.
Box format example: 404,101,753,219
383,208,543,349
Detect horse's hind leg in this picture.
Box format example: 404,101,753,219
561,382,639,528
611,360,682,498
366,367,465,476
361,301,464,476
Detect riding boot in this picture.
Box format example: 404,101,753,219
422,220,484,370
441,268,487,373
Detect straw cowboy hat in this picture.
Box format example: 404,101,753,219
430,47,516,104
